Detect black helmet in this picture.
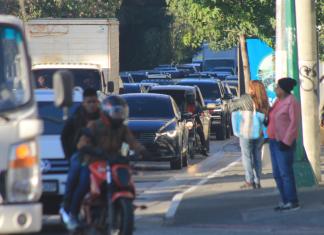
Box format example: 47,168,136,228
101,95,129,127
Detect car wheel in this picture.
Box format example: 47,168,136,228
206,136,210,155
182,152,188,167
226,123,231,139
170,149,183,170
216,124,226,140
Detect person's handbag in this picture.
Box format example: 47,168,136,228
231,106,265,139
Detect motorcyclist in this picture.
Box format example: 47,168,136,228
60,95,148,230
187,96,208,156
61,87,100,160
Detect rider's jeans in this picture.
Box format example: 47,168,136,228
63,152,90,216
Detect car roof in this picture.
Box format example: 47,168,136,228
34,88,83,102
124,83,141,87
121,93,172,101
178,78,219,84
150,85,196,92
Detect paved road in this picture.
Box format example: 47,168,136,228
32,138,239,235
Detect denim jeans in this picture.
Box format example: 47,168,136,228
63,152,90,216
269,139,298,204
239,137,263,184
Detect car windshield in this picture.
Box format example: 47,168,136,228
125,96,174,119
150,90,186,113
33,69,101,90
38,102,80,135
179,82,221,100
0,26,31,112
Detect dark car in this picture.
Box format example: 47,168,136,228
120,72,134,83
148,85,211,157
120,83,145,94
122,93,189,169
177,79,232,140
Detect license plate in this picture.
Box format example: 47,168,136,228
42,181,58,193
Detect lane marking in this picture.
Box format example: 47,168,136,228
164,156,240,222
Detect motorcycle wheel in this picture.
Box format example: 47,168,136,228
109,198,134,235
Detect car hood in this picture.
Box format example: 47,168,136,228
204,98,222,105
128,118,176,133
38,135,65,159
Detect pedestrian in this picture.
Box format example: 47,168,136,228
231,80,269,189
267,77,300,211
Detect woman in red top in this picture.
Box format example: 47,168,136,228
268,77,300,212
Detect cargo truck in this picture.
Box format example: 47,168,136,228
0,15,72,234
26,19,120,94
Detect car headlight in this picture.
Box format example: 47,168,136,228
185,121,194,130
156,129,178,138
6,140,42,203
213,107,223,112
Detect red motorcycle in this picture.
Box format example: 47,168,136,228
73,155,135,235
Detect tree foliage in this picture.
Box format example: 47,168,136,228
168,0,324,61
168,0,275,51
0,0,121,19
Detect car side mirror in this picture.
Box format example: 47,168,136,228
108,81,114,93
224,93,233,100
53,70,74,108
53,70,74,120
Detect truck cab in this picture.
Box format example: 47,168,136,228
0,15,43,234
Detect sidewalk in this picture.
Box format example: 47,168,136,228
171,143,324,235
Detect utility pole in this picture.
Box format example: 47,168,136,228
295,0,321,182
239,34,250,93
284,0,316,187
275,0,287,80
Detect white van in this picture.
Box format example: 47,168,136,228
35,88,82,213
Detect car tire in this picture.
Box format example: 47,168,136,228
182,152,188,167
170,148,183,170
170,157,182,170
216,124,226,140
226,123,231,139
205,136,210,155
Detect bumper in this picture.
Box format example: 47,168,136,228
141,138,178,161
0,203,42,234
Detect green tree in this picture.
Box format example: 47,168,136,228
168,0,324,61
168,0,275,50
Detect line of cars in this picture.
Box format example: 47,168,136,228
37,64,238,215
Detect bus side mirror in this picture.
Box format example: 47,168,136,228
108,81,114,93
53,70,74,109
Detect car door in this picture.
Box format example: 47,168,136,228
195,87,211,141
171,98,188,154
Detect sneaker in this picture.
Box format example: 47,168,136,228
66,215,79,231
273,202,285,211
59,207,70,225
255,183,261,189
280,202,300,212
240,182,255,189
